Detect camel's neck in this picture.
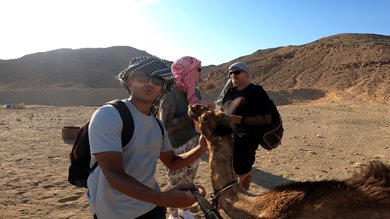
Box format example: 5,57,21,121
208,136,268,218
208,136,237,190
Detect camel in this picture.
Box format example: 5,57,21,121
188,104,390,219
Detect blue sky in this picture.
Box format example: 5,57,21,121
1,0,389,65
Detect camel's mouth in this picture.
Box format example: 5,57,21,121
188,104,209,121
188,104,209,134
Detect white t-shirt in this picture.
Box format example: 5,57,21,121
87,99,172,219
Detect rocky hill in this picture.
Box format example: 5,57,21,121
0,46,153,89
201,33,390,103
0,33,389,103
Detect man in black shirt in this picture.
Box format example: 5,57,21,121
221,62,273,190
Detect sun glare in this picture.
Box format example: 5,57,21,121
0,0,163,59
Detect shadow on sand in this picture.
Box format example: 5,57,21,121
251,168,296,190
200,154,295,190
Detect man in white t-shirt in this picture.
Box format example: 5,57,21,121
87,56,207,219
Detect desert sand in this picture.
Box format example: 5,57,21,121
1,98,389,219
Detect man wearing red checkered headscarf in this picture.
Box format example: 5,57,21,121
158,56,204,219
171,56,202,104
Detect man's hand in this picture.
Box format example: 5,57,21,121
229,115,242,124
233,97,245,106
160,182,205,208
194,185,206,196
199,100,216,111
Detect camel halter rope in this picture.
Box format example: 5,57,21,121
211,180,240,208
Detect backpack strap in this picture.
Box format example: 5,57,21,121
107,99,134,146
107,99,164,143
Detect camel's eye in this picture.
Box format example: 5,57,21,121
201,114,208,122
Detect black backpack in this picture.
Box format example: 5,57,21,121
68,100,164,188
258,99,284,150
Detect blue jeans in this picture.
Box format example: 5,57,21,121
93,206,166,219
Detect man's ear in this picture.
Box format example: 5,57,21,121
214,124,234,136
127,79,133,88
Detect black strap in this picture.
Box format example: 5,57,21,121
192,190,222,219
110,99,164,140
91,162,98,173
108,99,134,146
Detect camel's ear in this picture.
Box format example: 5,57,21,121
214,124,234,136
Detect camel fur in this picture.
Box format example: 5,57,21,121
188,104,390,219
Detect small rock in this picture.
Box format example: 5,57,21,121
352,162,362,167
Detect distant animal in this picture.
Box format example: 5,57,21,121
188,104,390,219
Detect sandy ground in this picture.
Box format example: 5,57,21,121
1,99,389,219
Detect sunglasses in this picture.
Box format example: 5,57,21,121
229,70,242,75
132,73,164,86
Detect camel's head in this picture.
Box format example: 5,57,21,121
188,104,235,141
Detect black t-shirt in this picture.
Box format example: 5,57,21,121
222,83,272,135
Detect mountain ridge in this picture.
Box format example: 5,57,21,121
0,33,389,103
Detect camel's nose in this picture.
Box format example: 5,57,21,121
188,104,203,116
189,104,200,111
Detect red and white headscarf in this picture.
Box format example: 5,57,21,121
171,56,201,104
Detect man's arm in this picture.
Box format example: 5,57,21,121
95,151,197,208
159,101,193,134
229,114,271,126
242,114,272,126
159,135,207,171
229,86,273,126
